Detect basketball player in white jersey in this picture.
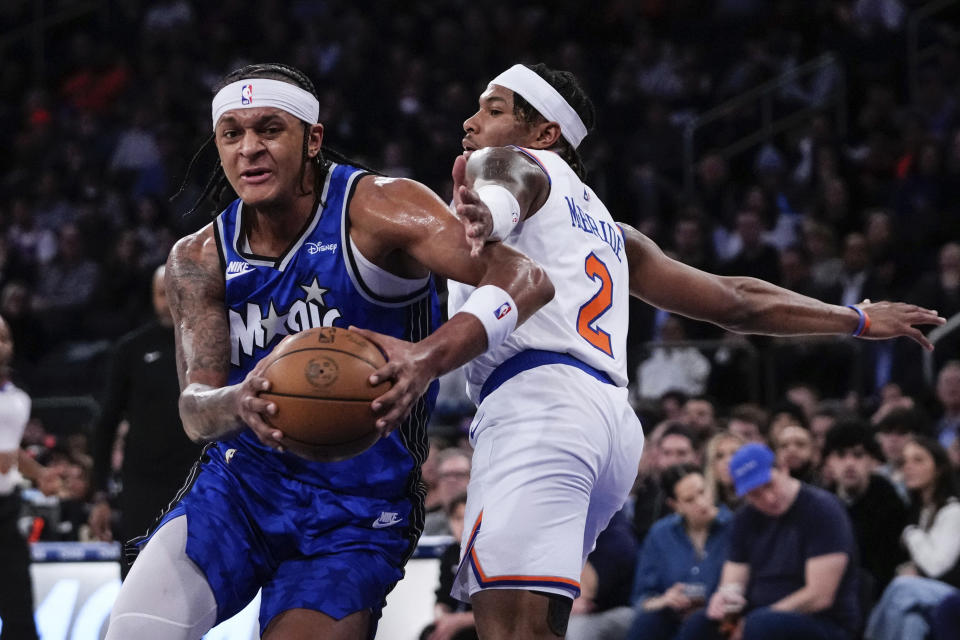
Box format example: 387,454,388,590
357,63,944,639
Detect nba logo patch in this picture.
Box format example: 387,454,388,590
494,302,512,320
241,84,253,105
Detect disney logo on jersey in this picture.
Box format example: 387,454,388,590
306,242,337,255
228,276,342,365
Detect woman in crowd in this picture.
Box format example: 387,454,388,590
702,431,745,511
626,464,732,640
866,437,960,640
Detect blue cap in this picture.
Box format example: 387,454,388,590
730,443,776,496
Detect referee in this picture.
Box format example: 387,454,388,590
88,266,200,577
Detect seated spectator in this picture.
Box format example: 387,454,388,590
677,443,860,640
865,437,960,640
874,406,932,498
420,492,477,640
934,361,960,453
31,223,101,343
703,431,745,511
567,507,638,640
822,421,908,600
423,447,471,536
725,404,769,445
626,464,732,640
682,396,720,447
774,423,820,485
632,423,700,543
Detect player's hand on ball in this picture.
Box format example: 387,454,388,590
235,363,283,450
348,326,432,437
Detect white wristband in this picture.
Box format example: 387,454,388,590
457,285,518,351
476,184,521,241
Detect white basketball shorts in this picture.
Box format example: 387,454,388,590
451,362,644,602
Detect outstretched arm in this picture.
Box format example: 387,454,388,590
620,223,945,348
166,227,281,447
349,174,554,432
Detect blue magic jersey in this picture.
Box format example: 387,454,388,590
213,162,440,497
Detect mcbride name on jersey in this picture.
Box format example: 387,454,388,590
448,147,630,404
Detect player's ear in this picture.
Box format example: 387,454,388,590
532,121,562,149
308,123,324,159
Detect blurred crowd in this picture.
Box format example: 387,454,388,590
2,0,959,637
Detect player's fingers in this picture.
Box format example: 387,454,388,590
905,327,935,351
452,154,466,188
369,361,400,388
458,184,482,205
246,374,271,394
470,239,484,257
347,325,390,353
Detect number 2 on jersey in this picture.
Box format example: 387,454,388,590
577,252,613,357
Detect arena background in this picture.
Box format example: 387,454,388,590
2,0,959,638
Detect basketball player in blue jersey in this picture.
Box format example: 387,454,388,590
104,63,553,640
356,63,946,640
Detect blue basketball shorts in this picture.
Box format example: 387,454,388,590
140,443,420,635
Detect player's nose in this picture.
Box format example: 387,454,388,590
463,112,480,133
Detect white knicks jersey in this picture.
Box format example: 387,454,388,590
449,147,629,404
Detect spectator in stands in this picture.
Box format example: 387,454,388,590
31,222,101,343
423,447,471,536
677,443,860,640
87,265,199,575
874,406,932,497
660,391,690,423
682,396,720,447
703,431,745,511
774,423,820,485
632,423,700,543
567,507,639,640
933,360,960,454
420,492,477,640
865,436,960,640
719,209,781,284
725,404,769,445
626,464,732,640
810,405,842,462
822,421,908,601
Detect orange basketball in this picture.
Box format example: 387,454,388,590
259,326,390,461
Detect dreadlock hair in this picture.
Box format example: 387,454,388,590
510,63,596,181
180,62,378,218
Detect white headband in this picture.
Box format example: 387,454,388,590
489,64,588,149
211,78,320,130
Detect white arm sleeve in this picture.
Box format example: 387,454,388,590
903,501,960,578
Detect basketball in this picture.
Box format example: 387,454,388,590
259,326,390,461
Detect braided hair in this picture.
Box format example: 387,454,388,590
181,62,375,217
510,63,596,181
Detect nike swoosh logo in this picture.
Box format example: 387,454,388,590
372,515,403,529
469,411,484,440
225,266,255,281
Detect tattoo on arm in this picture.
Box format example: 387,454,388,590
166,231,239,442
